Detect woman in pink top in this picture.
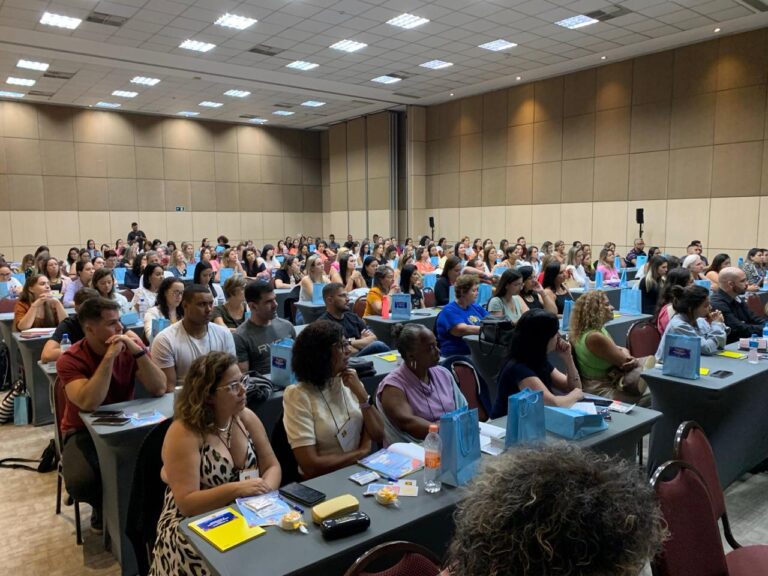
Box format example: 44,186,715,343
595,247,620,282
414,246,435,275
653,268,693,335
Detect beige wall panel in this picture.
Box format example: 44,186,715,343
261,155,283,184
189,150,215,181
441,101,462,139
188,180,216,212
7,175,43,210
282,156,303,186
624,200,666,248
78,212,111,246
330,211,349,239
564,69,596,117
595,107,630,156
109,211,139,243
5,138,41,174
165,180,192,212
240,212,263,242
163,149,190,181
302,160,321,186
346,118,365,181
592,202,628,246
425,175,438,208
44,211,78,246
137,212,167,242
261,183,283,213
212,124,238,153
665,199,710,250
673,40,719,97
0,212,10,246
216,212,241,241
460,133,482,172
717,29,768,91
563,114,595,160
763,144,768,196
409,106,426,142
756,197,768,246
629,151,669,201
348,210,367,239
534,77,563,122
108,178,138,211
11,212,44,246
712,141,763,197
40,140,75,176
38,107,73,141
437,208,460,240
215,182,240,212
459,170,481,208
73,110,106,144
102,113,134,146
709,197,759,250
368,118,392,176
330,181,347,211
3,103,37,139
191,212,218,244
238,182,263,212
237,126,262,155
76,177,108,211
426,106,441,141
560,203,593,244
483,90,508,131
347,179,365,211
303,185,323,212
458,206,482,241
505,205,532,241
668,146,713,199
137,179,165,211
0,139,5,174
508,84,535,126
284,213,303,238
439,172,459,209
507,124,534,165
166,211,194,243
596,61,633,110
262,130,284,157
533,120,563,163
75,142,107,177
0,175,6,209
106,145,136,178
409,209,427,238
43,176,77,211
482,128,506,169
133,115,164,148
670,93,716,149
368,177,389,211
562,159,594,203
594,154,629,202
136,146,164,179
482,167,506,207
238,154,261,183
630,101,671,153
368,210,391,238
481,205,505,240
322,213,331,238
410,141,426,176
532,161,562,204
531,204,561,244
426,140,439,174
460,96,483,135
633,51,674,105
282,184,303,213
506,164,533,205
714,85,766,144
440,136,460,175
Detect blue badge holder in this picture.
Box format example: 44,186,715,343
390,293,411,320
662,334,701,380
505,388,545,447
438,406,481,487
545,406,608,439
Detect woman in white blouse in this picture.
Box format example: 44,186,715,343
131,263,165,312
144,277,184,344
565,246,588,288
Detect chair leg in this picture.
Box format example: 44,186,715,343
637,440,643,467
56,472,62,514
74,500,82,545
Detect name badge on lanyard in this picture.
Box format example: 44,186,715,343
336,416,363,453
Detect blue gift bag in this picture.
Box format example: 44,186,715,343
493,266,509,276
694,279,712,293
561,298,574,331
276,255,285,264
662,334,700,380
391,293,411,320
152,317,171,338
595,270,603,289
449,286,455,303
438,406,481,487
309,244,316,252
312,282,326,305
219,267,234,284
619,288,642,315
113,267,126,285
185,265,195,279
0,281,8,299
422,273,437,289
619,268,627,288
430,256,439,267
215,245,225,254
635,255,647,270
544,406,608,439
120,312,139,326
505,388,545,447
476,283,492,307
270,338,296,387
12,273,24,285
13,389,30,426
614,255,622,270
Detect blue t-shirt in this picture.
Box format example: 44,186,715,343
435,301,487,356
491,360,554,419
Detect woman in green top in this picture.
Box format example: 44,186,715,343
487,269,529,324
211,275,248,333
569,290,650,406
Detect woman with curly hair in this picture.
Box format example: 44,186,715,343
570,290,650,405
442,445,665,576
149,352,280,576
282,320,384,479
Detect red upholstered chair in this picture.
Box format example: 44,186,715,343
0,298,16,313
423,288,435,309
353,297,367,319
650,460,768,576
626,319,661,358
447,359,490,422
746,294,765,318
344,541,441,576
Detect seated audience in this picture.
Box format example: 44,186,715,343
519,265,557,314
0,262,23,297
131,262,165,312
218,247,244,282
258,244,281,271
742,247,764,290
181,241,196,265
488,269,528,324
123,253,145,289
624,238,646,267
66,248,80,277
363,265,399,317
199,247,220,277
92,256,105,271
234,281,296,375
299,254,330,303
360,256,378,288
63,260,95,307
542,261,573,314
149,352,281,576
167,250,189,278
682,254,707,282
283,321,385,479
241,247,266,279
212,275,248,332
329,252,364,291
553,240,566,263
443,445,664,576
377,323,466,445
398,264,425,309
656,284,726,361
15,274,68,331
564,246,588,287
144,278,185,344
414,246,435,274
435,274,487,356
274,255,302,288
194,261,224,302
710,266,767,343
492,309,582,417
92,268,131,314
41,287,99,363
318,283,389,356
595,247,620,282
654,267,694,335
434,256,462,306
151,285,236,390
43,256,71,295
704,253,730,292
57,297,165,532
638,255,668,315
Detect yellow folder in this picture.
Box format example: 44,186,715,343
188,507,265,552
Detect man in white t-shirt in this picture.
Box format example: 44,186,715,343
151,284,235,390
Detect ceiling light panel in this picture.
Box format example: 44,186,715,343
330,40,367,53
286,61,319,71
215,13,257,30
273,110,295,116
371,75,401,84
40,12,82,30
478,39,517,51
178,111,199,117
387,14,430,29
17,60,49,72
224,89,250,97
7,77,35,86
249,118,268,124
420,60,453,70
179,40,216,52
131,76,160,86
555,15,599,29
112,90,137,98
301,100,326,107
0,91,24,98
95,102,120,108
199,101,223,108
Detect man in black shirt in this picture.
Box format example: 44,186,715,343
318,283,390,356
41,287,100,363
710,267,766,343
127,222,146,246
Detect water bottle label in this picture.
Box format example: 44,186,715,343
425,452,440,468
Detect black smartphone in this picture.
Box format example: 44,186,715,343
710,370,733,379
92,410,123,417
279,482,326,507
93,416,131,426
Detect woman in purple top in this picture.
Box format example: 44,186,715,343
376,323,467,446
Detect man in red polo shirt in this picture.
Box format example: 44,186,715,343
56,297,166,532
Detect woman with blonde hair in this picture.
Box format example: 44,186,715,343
596,247,620,282
219,247,244,282
299,254,330,303
168,250,189,278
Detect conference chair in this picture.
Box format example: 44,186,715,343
352,297,367,319
422,288,435,308
746,294,764,318
626,319,661,358
441,357,491,422
650,460,768,576
0,299,15,313
52,376,82,545
343,541,441,576
270,412,301,486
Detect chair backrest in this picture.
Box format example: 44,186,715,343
746,294,764,318
353,297,367,319
673,421,726,521
286,298,298,324
52,377,67,456
0,298,16,313
270,412,301,486
125,418,173,576
626,319,661,358
423,288,435,308
650,460,728,576
441,356,491,422
344,540,441,576
121,288,134,302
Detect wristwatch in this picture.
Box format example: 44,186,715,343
132,348,147,359
359,394,373,409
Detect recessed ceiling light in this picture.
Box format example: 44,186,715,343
178,111,199,117
7,77,35,86
95,102,121,108
179,39,216,52
199,101,223,108
0,90,24,98
387,13,429,29
273,110,295,116
516,76,522,81
449,92,454,97
40,11,81,30
112,90,138,98
714,27,721,33
301,100,326,107
224,89,250,98
555,15,599,29
215,13,257,30
17,59,49,72
372,75,402,84
600,55,607,60
478,39,517,52
420,60,453,70
131,76,160,86
286,60,319,71
249,118,268,124
330,39,367,53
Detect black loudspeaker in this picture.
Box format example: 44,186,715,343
636,208,644,225
429,216,435,228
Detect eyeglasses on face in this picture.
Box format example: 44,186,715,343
216,373,258,394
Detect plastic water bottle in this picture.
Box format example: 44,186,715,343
60,333,71,355
138,296,147,316
423,424,442,494
748,334,759,364
738,256,744,268
763,323,768,342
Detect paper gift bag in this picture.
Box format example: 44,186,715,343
152,317,171,338
112,267,126,285
270,338,296,387
545,406,608,439
619,268,627,288
505,388,545,447
430,256,439,268
595,270,603,289
120,312,139,326
635,255,647,270
439,406,481,487
13,389,30,426
694,279,712,292
561,298,574,331
219,268,234,284
614,255,622,270
619,288,642,315
0,281,8,299
476,283,492,307
422,273,437,289
312,282,326,305
390,293,411,320
662,334,701,380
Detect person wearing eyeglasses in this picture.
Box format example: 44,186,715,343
149,351,281,576
0,262,23,298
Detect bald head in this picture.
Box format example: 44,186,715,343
719,266,747,297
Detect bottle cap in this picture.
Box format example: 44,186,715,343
429,424,438,433
63,333,68,338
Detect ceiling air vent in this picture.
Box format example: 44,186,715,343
28,90,55,97
585,4,632,22
393,93,420,99
239,114,258,119
351,100,373,106
86,11,129,27
735,0,768,12
44,70,76,80
273,103,293,109
248,44,283,56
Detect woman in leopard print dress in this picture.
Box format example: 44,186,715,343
149,352,281,576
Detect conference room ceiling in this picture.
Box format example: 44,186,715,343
0,0,767,130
